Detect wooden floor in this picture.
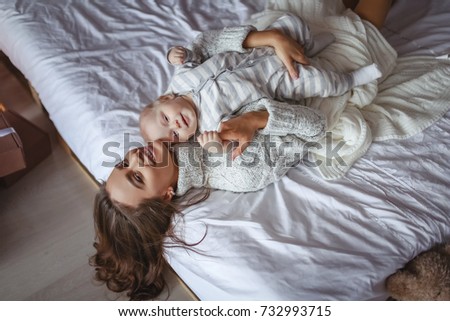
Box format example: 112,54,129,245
0,54,196,301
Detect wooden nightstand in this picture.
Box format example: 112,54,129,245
0,104,26,176
0,103,52,187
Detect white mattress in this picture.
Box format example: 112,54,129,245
1,0,449,300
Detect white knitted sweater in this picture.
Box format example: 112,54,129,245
175,98,325,195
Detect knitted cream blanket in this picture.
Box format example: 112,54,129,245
250,0,450,179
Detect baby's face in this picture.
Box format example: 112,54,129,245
140,96,198,143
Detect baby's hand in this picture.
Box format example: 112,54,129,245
168,46,186,65
197,131,226,154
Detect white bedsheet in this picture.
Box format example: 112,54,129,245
0,0,264,181
0,0,449,300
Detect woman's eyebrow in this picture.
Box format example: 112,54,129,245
126,171,143,190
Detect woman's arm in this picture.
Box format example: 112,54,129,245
175,25,308,79
218,99,326,159
168,26,258,76
189,26,256,60
258,99,325,141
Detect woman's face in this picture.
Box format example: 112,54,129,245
106,141,178,207
140,96,198,143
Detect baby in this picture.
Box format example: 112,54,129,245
140,14,381,152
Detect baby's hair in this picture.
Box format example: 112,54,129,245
157,93,179,104
90,183,209,300
142,93,180,111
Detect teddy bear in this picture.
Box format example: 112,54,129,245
386,243,450,300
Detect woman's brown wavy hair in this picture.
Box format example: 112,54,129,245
89,183,208,300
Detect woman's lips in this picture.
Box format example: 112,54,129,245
143,144,156,164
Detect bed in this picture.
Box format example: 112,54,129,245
1,0,449,300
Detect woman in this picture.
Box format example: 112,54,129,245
91,97,326,299
90,0,394,300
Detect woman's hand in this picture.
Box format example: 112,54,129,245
243,29,309,80
168,46,187,65
218,111,269,160
270,29,310,79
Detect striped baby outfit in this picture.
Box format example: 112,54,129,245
167,14,357,132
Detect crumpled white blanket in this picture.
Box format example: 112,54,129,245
249,0,450,179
